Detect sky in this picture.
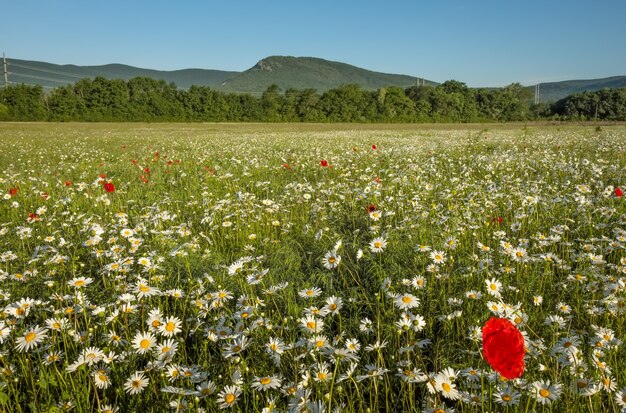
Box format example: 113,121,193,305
2,0,625,87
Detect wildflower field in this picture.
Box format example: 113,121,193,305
1,122,626,413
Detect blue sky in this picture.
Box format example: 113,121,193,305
2,0,625,87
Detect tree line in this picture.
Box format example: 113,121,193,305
0,76,625,122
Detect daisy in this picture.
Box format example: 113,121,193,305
132,331,156,355
158,316,182,337
531,379,563,405
124,371,149,395
325,296,343,314
494,385,521,406
322,250,341,269
430,250,446,264
92,369,111,389
196,380,217,398
298,287,322,299
251,375,282,391
68,277,93,288
99,404,119,413
369,237,387,253
394,293,420,310
485,278,502,297
433,374,461,400
15,325,48,352
299,315,324,334
217,385,242,409
614,387,626,410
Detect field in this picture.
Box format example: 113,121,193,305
1,122,626,412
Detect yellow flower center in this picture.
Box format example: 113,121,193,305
402,296,412,303
328,257,336,264
306,290,314,296
329,304,337,311
306,321,316,330
139,339,150,349
315,340,324,348
132,379,141,388
317,372,327,380
490,283,497,290
502,395,512,401
218,292,227,299
441,382,451,393
374,242,382,248
577,380,588,389
139,285,150,293
24,332,37,342
225,393,235,404
260,377,271,385
165,322,176,332
74,280,85,286
539,389,550,398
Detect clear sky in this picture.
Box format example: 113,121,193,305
2,0,624,87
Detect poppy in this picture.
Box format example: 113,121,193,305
8,187,18,197
103,182,116,193
320,159,329,167
482,317,525,379
65,181,71,187
367,203,377,213
615,187,623,198
99,173,106,180
371,144,377,150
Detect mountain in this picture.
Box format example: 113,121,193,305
534,76,626,102
215,56,434,93
5,58,238,90
5,56,434,93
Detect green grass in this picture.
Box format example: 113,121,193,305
0,123,625,412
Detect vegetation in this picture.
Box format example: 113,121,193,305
2,76,625,122
0,123,625,412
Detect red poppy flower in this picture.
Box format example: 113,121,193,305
103,182,115,193
615,187,623,198
8,187,18,197
482,317,525,379
282,163,292,170
99,173,106,180
367,203,377,213
65,181,71,187
371,144,377,150
320,159,329,167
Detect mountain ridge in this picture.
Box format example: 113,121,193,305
4,56,626,101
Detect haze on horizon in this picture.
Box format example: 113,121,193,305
2,0,625,88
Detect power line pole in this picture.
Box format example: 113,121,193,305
534,83,540,105
3,53,8,87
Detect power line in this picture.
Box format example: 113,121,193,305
9,72,73,84
9,61,87,79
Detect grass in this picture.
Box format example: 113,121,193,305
0,122,625,412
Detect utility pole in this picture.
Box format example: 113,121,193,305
3,53,8,87
534,83,540,105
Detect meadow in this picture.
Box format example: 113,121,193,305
0,122,625,412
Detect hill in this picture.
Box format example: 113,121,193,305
5,58,238,90
215,56,434,93
534,76,626,102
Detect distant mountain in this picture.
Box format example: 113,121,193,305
534,76,626,102
5,58,238,90
215,56,434,93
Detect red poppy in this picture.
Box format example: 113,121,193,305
140,175,149,183
482,317,525,379
367,203,377,213
320,159,329,167
144,167,150,175
99,173,106,180
65,181,71,187
103,182,115,193
27,212,39,222
282,163,292,170
492,216,504,224
615,187,623,198
371,144,377,150
8,187,18,197
40,192,49,200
